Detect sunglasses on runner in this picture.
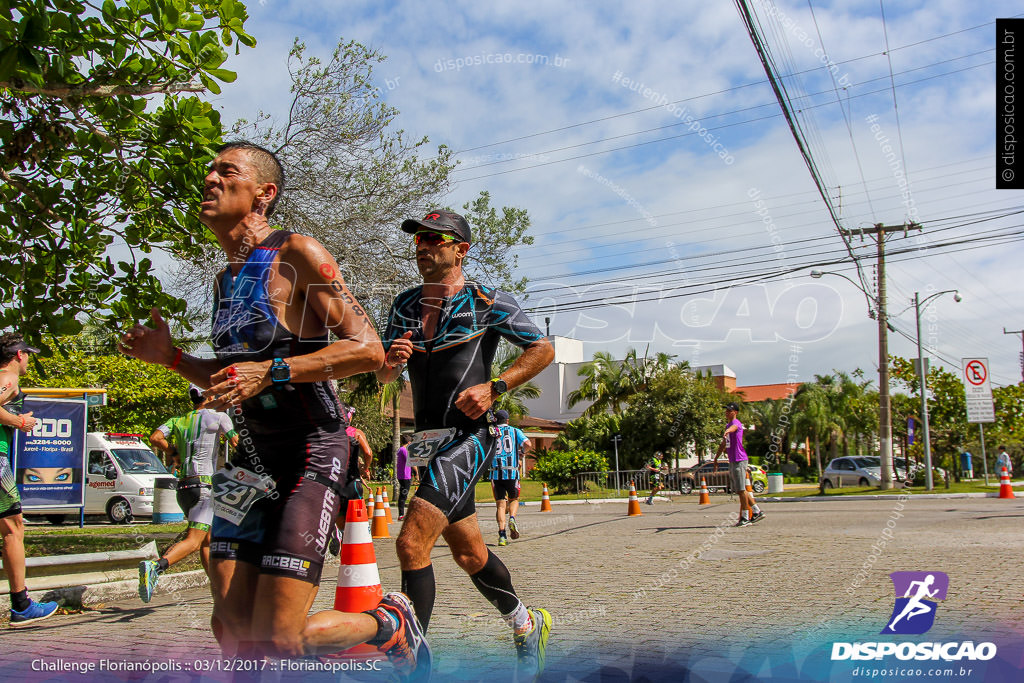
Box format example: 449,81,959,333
414,230,459,246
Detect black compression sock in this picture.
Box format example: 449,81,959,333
401,565,436,631
10,589,30,612
157,557,170,572
469,550,521,614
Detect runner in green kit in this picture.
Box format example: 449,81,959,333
139,386,239,602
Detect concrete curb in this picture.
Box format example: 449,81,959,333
1,568,211,613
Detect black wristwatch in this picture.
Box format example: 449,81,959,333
270,357,291,389
490,378,508,396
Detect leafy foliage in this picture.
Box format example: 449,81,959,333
619,367,725,467
22,342,191,436
1,0,256,347
528,449,608,494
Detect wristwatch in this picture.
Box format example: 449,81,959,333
270,357,291,389
490,378,508,396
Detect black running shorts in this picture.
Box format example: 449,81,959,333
210,421,349,585
415,427,496,524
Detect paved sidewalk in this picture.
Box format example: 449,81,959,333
2,496,1023,681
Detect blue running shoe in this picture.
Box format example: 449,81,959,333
9,600,58,627
515,607,552,681
138,560,160,603
376,592,431,681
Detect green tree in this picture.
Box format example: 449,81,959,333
618,367,724,468
22,343,190,436
891,357,969,473
1,0,255,346
492,342,541,422
743,398,793,469
553,412,623,461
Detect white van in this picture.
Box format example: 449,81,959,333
43,432,172,524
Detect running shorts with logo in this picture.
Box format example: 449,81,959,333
415,426,496,524
177,475,214,532
210,421,349,585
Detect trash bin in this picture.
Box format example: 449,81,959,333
152,477,184,523
767,473,784,494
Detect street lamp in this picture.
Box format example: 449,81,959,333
810,268,896,488
914,289,961,490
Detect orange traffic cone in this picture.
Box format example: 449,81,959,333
745,471,754,494
999,467,1015,499
382,487,393,524
367,489,375,518
540,483,552,512
331,498,386,661
371,489,390,538
627,480,643,516
698,477,711,505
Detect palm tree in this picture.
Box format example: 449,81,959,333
493,341,541,422
567,351,633,416
792,382,835,479
568,347,679,417
746,398,791,470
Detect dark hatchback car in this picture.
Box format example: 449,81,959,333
668,460,768,495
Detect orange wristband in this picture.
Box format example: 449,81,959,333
168,347,183,370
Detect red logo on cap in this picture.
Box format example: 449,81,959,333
424,212,442,221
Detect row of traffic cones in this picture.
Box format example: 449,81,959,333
367,487,393,538
629,471,750,515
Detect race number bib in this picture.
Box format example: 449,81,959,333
407,428,458,467
212,465,276,525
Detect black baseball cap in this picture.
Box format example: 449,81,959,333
188,385,204,404
724,402,740,411
494,409,510,423
3,340,40,355
401,211,472,244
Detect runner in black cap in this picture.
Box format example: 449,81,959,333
714,402,764,526
0,332,59,626
377,210,554,680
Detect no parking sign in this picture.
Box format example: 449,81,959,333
962,357,995,424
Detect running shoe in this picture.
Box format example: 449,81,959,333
645,498,654,505
750,511,766,524
514,607,552,681
9,599,58,627
734,518,752,527
138,560,160,603
498,535,509,547
508,516,520,540
376,592,431,682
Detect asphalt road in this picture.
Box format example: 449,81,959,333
3,495,1023,682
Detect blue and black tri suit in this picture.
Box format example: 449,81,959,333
382,282,545,523
209,229,350,584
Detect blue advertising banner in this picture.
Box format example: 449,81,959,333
13,397,87,508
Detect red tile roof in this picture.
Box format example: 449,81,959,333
732,383,799,403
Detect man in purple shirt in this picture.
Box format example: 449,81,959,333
714,402,764,527
395,434,416,520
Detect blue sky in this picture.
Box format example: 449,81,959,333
201,0,1024,388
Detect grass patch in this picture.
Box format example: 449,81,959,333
6,522,205,575
763,480,1002,497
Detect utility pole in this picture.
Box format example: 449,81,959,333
1003,327,1024,383
841,223,921,490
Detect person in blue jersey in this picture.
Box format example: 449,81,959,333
119,142,429,678
490,409,529,546
376,211,554,681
